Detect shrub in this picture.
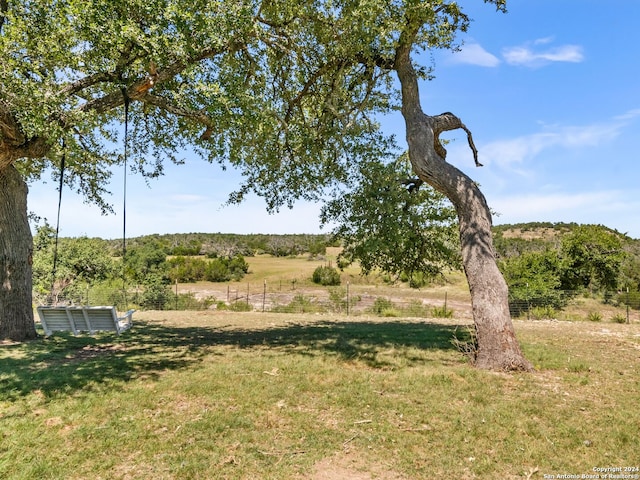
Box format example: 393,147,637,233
312,265,341,286
174,292,215,310
205,258,231,282
404,300,429,317
587,311,602,322
531,305,557,320
611,313,627,324
215,300,228,310
228,255,250,279
228,301,252,312
432,305,454,318
139,275,173,310
168,256,207,283
328,287,347,313
272,294,323,314
372,297,394,315
399,271,434,289
169,254,249,283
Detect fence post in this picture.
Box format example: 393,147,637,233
263,280,266,312
627,287,630,324
175,280,179,310
346,281,350,316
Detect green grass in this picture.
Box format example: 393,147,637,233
1,312,639,479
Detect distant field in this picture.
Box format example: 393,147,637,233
175,251,638,323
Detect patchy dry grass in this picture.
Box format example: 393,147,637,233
2,311,639,479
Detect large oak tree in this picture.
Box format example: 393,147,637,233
1,0,532,370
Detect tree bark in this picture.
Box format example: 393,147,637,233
395,34,532,371
0,164,37,341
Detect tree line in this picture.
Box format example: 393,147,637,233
33,220,640,314
494,223,640,313
105,233,334,258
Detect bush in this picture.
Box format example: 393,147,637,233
404,300,429,317
530,305,557,320
312,265,341,286
328,287,348,313
174,292,216,310
372,297,394,315
228,301,252,312
168,254,249,283
432,305,454,318
272,294,323,314
138,275,173,310
399,271,434,289
611,313,627,324
204,258,231,282
587,311,602,322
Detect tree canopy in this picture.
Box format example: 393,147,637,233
2,0,527,371
322,154,460,285
2,0,508,209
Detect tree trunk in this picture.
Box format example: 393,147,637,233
0,164,37,341
395,37,532,372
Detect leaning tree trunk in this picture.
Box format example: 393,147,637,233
0,164,37,341
395,38,533,371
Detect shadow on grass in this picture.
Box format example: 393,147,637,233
0,318,471,401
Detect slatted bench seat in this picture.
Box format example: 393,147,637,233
37,306,135,336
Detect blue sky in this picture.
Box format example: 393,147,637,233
28,0,640,239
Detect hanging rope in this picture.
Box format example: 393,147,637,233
121,88,130,305
50,139,66,300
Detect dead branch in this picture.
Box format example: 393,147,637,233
431,112,482,167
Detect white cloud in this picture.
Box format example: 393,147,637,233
449,43,500,67
479,117,627,169
613,108,640,121
533,36,555,45
170,194,207,203
502,38,584,67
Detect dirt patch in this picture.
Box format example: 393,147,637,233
305,452,407,480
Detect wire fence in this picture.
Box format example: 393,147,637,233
34,284,639,323
34,282,462,319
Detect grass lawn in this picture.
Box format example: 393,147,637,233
1,311,639,479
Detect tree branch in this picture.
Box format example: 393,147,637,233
431,112,481,167
285,58,350,123
0,100,25,147
59,42,140,98
76,41,245,116
394,18,423,120
140,93,214,129
0,0,7,33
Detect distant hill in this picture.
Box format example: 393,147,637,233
492,222,640,258
105,232,335,258
493,221,633,241
98,222,638,259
